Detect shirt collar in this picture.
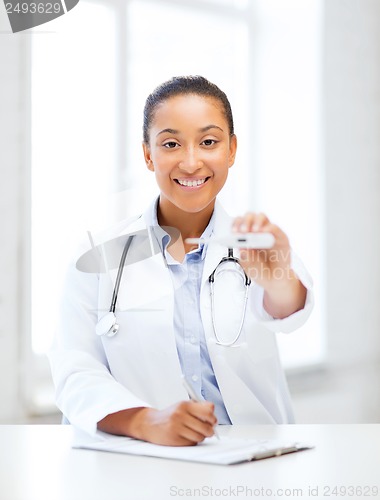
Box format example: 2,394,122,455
150,197,215,264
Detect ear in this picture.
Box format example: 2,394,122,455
228,134,237,168
142,142,154,171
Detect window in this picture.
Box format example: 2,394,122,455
31,2,117,354
252,0,324,367
29,0,117,408
122,0,251,215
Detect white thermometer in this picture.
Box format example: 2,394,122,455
185,232,275,249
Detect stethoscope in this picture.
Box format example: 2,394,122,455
209,248,251,346
95,236,133,338
95,236,251,346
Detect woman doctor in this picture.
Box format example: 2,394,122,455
49,76,313,447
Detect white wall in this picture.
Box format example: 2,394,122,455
324,0,380,368
290,0,380,423
0,0,380,423
0,13,29,421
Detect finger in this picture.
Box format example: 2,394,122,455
258,223,289,248
232,215,245,233
181,402,217,440
163,405,214,445
180,419,215,444
240,213,255,233
144,403,216,446
250,212,270,232
174,401,217,431
232,213,271,233
180,419,214,443
187,401,217,426
233,213,257,233
164,432,203,447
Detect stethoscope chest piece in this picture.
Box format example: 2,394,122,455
96,311,119,337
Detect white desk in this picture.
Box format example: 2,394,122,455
0,425,379,500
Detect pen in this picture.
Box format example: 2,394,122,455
182,376,220,440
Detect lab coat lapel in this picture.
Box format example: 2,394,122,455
100,200,187,407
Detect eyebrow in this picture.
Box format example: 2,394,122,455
156,128,179,137
156,124,224,137
200,124,224,133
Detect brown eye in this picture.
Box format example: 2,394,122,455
163,141,179,149
202,139,217,146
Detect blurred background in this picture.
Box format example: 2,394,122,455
0,0,379,424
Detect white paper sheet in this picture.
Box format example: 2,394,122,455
72,429,312,465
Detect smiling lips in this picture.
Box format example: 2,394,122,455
175,177,209,188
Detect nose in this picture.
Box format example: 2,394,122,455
179,146,203,173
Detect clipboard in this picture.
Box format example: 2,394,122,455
73,429,313,465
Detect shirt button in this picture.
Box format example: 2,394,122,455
190,336,196,344
191,375,198,382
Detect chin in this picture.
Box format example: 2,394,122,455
178,200,216,214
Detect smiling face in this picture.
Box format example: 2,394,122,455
143,94,237,219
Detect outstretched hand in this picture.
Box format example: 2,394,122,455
232,212,307,319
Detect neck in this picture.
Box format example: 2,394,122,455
157,197,215,256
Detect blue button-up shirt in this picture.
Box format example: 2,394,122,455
151,201,231,424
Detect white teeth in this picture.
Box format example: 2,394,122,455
178,178,206,187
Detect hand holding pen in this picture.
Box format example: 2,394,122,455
99,379,219,447
182,376,220,440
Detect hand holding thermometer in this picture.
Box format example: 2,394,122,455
186,232,275,249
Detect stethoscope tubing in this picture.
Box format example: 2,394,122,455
109,235,133,313
209,256,251,347
95,235,134,337
98,236,251,344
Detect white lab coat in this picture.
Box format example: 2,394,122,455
49,200,313,435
